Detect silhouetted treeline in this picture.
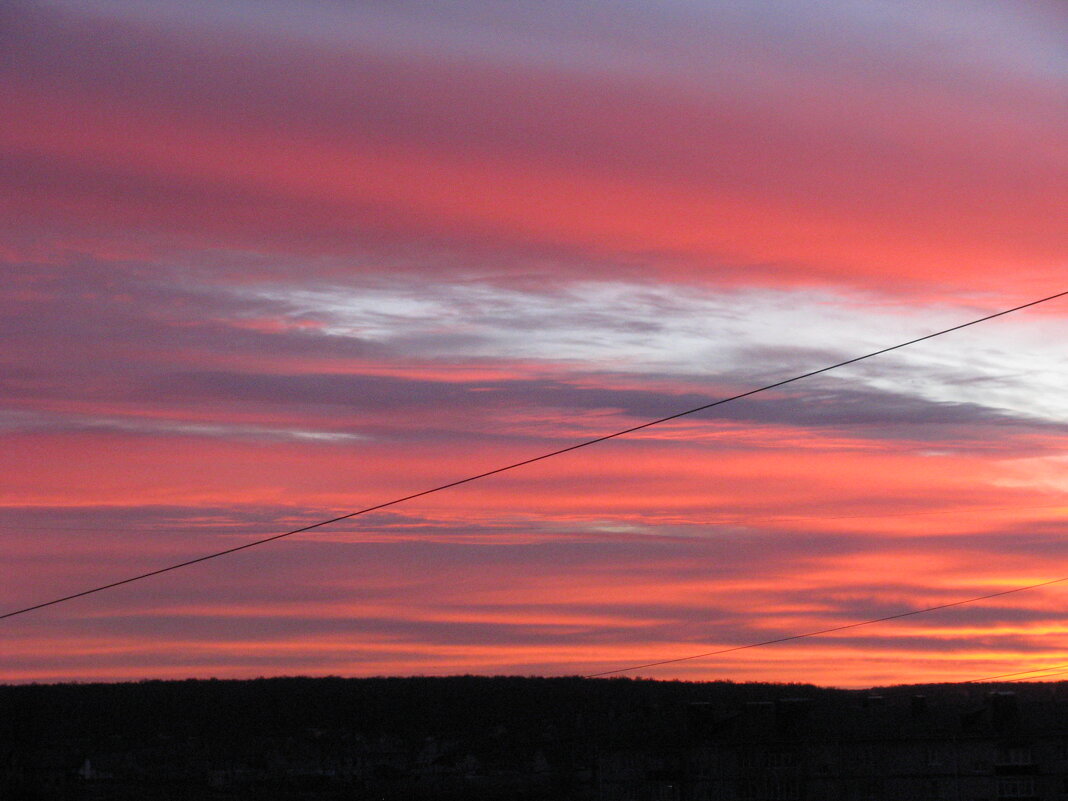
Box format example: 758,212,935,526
0,675,1053,799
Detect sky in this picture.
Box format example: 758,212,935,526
1,0,1066,687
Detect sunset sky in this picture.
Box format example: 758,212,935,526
2,0,1067,687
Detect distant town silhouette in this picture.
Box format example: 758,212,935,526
3,676,1066,799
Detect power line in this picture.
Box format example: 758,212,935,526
3,289,1067,622
1004,668,1068,683
582,575,1068,677
966,662,1068,683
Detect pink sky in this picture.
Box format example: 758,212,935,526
1,0,1067,686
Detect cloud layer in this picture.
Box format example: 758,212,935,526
1,0,1066,686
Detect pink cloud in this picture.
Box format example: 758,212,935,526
1,0,1066,686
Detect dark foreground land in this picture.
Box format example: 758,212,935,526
1,675,1065,800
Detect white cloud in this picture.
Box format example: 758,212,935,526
0,409,366,443
250,280,1068,426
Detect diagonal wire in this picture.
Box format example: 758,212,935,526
3,289,1067,622
1004,667,1068,683
582,575,1068,677
966,662,1068,683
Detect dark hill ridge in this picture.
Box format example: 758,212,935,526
0,676,1064,799
0,675,834,741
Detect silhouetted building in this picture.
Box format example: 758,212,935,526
598,691,1068,801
